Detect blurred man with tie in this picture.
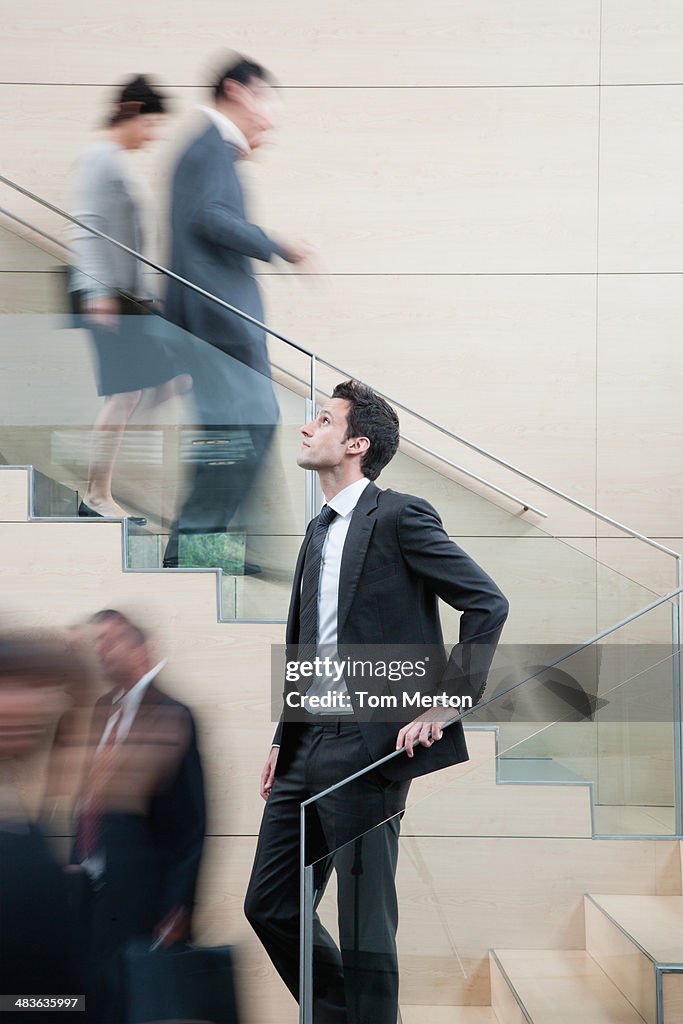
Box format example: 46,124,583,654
245,380,509,1023
73,610,206,1022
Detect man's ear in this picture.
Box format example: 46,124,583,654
222,79,243,105
347,436,370,456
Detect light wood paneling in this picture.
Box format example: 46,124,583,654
192,836,298,1024
2,85,600,276
491,949,647,1023
453,536,600,644
263,272,599,524
3,1,600,87
584,895,656,1024
587,894,683,1024
0,271,66,313
406,731,593,838
391,835,680,1004
588,894,683,964
490,953,529,1024
401,1007,498,1024
595,539,681,601
599,87,683,273
602,0,683,85
0,467,29,520
596,274,683,537
663,972,683,1024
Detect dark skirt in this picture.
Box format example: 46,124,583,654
70,292,176,397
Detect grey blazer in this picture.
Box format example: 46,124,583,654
69,141,149,300
166,123,283,377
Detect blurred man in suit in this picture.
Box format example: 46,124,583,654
245,380,509,1024
73,610,206,1023
164,55,312,568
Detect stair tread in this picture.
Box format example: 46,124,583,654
498,756,586,785
400,1009,498,1024
493,949,646,1023
589,894,683,964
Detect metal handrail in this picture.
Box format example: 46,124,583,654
0,205,70,256
401,434,547,518
300,584,683,807
317,350,683,560
1,187,542,520
0,175,315,356
1,173,680,562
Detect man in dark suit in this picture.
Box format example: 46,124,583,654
163,55,311,568
73,610,206,1023
244,380,509,1023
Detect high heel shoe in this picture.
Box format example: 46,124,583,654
78,501,147,527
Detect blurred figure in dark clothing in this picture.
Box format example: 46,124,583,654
0,635,84,1024
71,610,206,1023
163,54,313,569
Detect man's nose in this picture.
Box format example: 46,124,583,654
301,421,314,437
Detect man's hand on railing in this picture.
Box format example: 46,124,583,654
260,745,280,800
396,716,446,758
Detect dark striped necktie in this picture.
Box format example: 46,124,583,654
298,504,338,649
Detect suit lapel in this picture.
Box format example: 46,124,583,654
337,482,380,639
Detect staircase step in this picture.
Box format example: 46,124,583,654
497,756,586,785
490,949,646,1023
586,895,683,1024
400,1008,498,1024
587,894,683,966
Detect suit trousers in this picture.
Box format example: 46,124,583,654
163,423,275,567
244,721,410,1024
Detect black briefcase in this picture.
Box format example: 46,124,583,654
122,938,240,1024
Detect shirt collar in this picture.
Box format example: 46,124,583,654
326,477,371,520
113,659,167,709
198,105,250,156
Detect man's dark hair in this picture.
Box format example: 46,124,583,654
213,57,273,100
90,609,148,648
332,380,400,481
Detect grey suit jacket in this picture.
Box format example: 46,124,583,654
166,122,283,378
69,141,149,300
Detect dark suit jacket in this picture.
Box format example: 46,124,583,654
275,482,509,782
76,684,206,922
166,123,280,365
165,121,280,429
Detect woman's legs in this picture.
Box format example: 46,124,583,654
81,390,143,517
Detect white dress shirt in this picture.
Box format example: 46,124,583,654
318,477,370,650
306,477,370,714
197,105,250,156
96,659,167,752
81,659,166,878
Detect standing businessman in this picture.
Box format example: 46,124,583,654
245,380,509,1023
164,55,311,567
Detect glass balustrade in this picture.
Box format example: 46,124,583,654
299,597,681,1022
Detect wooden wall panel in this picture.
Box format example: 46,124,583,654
4,1,600,87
